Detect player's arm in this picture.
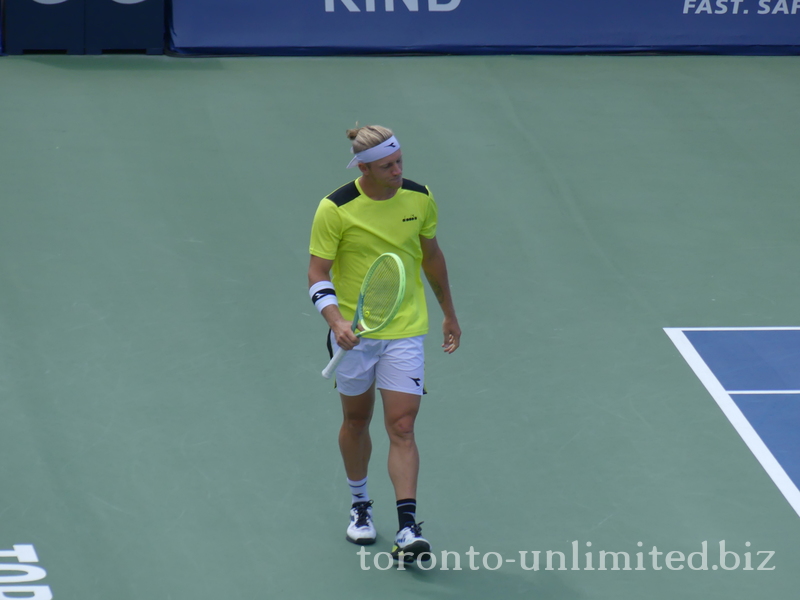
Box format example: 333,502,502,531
308,254,360,350
419,236,461,354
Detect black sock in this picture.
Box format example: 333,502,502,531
397,498,417,530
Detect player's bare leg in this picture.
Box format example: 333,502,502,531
380,389,421,499
381,389,430,562
339,383,376,480
340,384,377,544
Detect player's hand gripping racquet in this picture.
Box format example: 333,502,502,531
321,253,406,379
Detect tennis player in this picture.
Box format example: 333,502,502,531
307,125,460,563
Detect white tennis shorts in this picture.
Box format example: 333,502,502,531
329,332,426,397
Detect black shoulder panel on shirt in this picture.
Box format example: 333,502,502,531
401,179,429,195
326,181,360,207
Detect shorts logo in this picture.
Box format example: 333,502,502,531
402,215,418,222
409,377,422,387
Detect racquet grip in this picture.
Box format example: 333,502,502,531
321,346,347,379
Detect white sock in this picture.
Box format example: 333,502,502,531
347,477,370,505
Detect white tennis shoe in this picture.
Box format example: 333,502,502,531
346,501,376,545
391,522,432,563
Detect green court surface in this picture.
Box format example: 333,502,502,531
1,55,799,599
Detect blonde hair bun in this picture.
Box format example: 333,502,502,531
346,125,394,153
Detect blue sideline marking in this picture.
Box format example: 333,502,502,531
665,327,800,518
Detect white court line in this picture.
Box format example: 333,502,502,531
664,327,800,519
676,326,800,331
728,390,800,395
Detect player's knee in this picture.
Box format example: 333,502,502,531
386,416,416,441
343,415,371,435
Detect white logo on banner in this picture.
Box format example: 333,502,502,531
325,0,461,11
683,0,800,14
113,0,148,4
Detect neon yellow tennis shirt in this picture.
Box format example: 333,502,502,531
309,178,438,339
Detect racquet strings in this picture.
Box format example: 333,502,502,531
360,257,403,330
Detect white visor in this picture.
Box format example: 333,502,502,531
346,136,401,168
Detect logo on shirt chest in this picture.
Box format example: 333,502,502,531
402,214,419,223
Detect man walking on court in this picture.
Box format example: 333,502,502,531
307,125,460,563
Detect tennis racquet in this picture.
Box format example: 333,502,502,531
321,252,406,379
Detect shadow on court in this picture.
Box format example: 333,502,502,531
13,54,227,72
398,565,581,600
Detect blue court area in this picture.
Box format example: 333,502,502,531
668,328,800,517
734,395,800,491
684,329,800,392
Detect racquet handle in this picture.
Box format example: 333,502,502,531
322,346,347,379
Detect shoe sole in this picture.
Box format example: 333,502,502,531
346,535,376,546
392,540,432,562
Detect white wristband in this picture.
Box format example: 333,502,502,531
309,280,338,313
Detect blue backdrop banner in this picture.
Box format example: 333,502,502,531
169,0,800,55
85,0,165,55
4,0,86,55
